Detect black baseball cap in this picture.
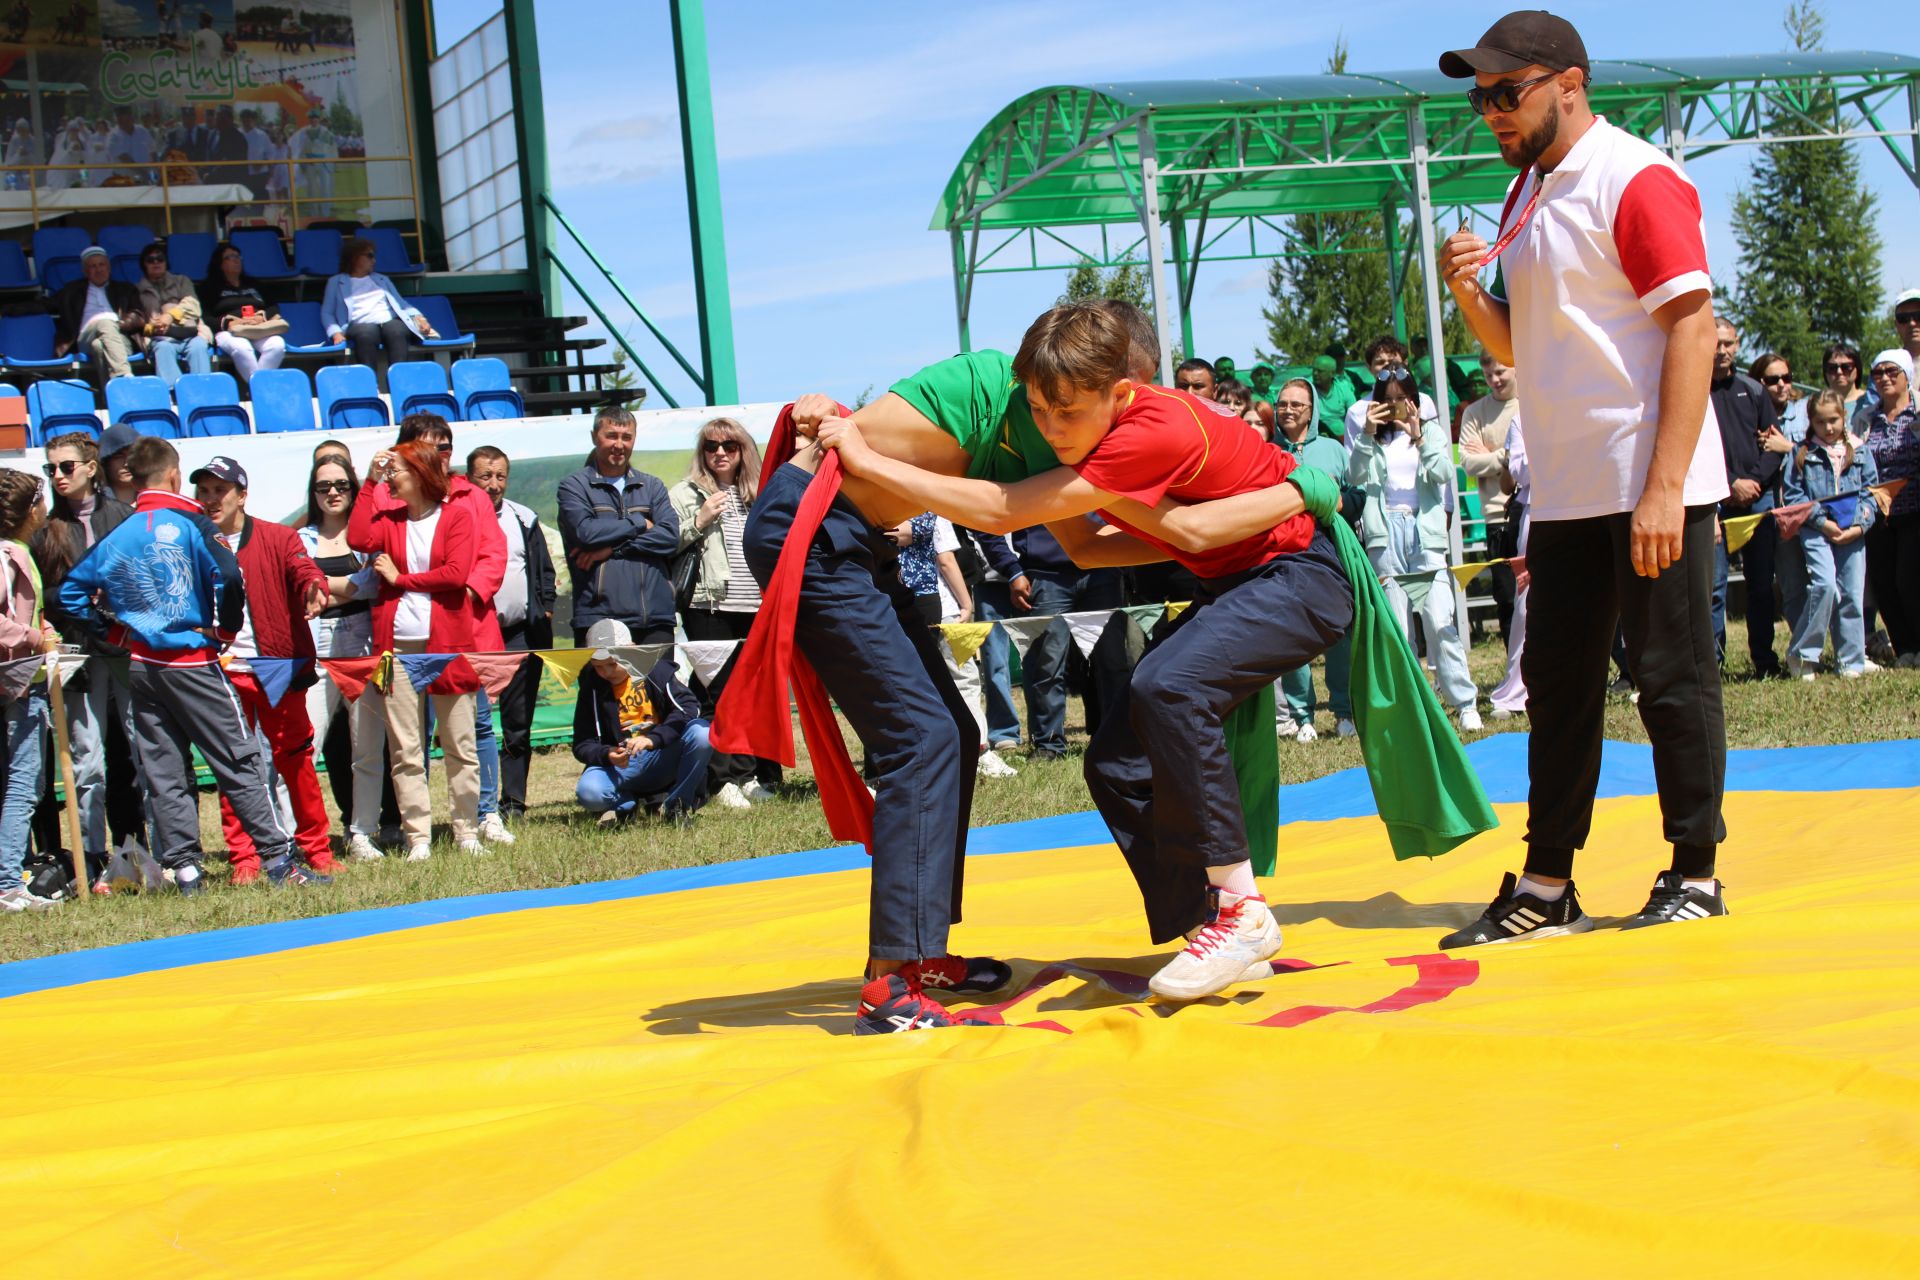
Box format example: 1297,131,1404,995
1440,11,1590,79
188,456,248,489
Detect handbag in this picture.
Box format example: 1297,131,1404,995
669,539,703,612
229,315,290,339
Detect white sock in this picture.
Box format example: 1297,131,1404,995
1515,874,1565,903
1682,877,1719,897
1206,860,1260,900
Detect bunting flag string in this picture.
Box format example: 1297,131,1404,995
677,641,741,689
0,652,90,701
316,654,389,702
392,652,463,695
1062,611,1118,662
246,657,310,709
535,645,674,689
456,652,534,699
1721,513,1766,555
936,622,995,669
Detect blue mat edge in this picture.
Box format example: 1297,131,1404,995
3,733,1914,1002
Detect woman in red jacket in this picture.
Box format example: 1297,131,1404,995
347,439,482,861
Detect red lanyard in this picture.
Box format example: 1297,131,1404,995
1481,170,1542,269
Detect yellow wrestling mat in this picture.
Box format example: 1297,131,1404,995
2,741,1918,1278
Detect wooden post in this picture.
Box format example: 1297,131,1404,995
44,655,86,898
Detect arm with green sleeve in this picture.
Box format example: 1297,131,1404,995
1288,467,1499,860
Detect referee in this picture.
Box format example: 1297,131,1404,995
1433,12,1731,946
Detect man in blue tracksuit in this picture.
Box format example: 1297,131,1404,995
58,437,322,895
555,407,680,645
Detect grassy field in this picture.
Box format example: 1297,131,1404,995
2,618,1914,965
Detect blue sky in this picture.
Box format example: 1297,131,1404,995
430,1,1918,407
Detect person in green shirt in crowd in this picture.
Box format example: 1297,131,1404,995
1248,361,1276,406
1312,354,1356,439
1213,355,1237,385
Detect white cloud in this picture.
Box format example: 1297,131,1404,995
1213,267,1270,297
570,116,669,147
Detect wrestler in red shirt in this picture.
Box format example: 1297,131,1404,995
818,302,1352,1003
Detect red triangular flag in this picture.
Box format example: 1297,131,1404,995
456,651,531,698
1772,500,1818,540
319,655,386,702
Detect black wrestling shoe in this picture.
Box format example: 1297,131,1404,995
1439,872,1592,949
1620,871,1729,930
903,954,1014,993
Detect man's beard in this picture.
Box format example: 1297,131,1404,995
1501,107,1560,170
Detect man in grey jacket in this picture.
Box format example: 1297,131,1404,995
556,407,680,645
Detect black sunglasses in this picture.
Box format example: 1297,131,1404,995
1870,365,1907,379
42,459,84,477
1824,361,1856,372
702,439,740,453
1760,373,1792,386
1897,311,1920,324
1467,71,1560,117
141,254,166,264
312,479,352,494
433,443,453,455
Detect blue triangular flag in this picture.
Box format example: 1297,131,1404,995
393,652,460,693
249,657,310,709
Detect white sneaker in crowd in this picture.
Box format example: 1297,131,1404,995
1148,891,1283,1001
478,813,517,844
596,809,621,829
740,780,778,804
1785,653,1817,682
0,886,57,913
458,839,488,857
1457,706,1484,733
1859,659,1883,674
405,840,432,863
713,782,752,810
1490,708,1518,721
977,750,1019,779
346,833,383,862
1274,714,1298,735
1294,722,1317,744
1336,718,1356,739
989,739,1019,754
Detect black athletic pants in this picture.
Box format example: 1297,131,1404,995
1521,505,1726,880
496,620,542,816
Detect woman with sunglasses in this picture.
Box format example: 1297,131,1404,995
0,469,58,911
321,237,435,390
1822,344,1866,415
1749,353,1811,643
201,239,285,389
669,417,780,808
299,451,387,860
1858,350,1920,666
28,433,140,889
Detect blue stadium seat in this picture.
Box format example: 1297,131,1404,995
451,357,523,421
387,360,460,419
165,232,218,281
99,225,158,285
363,226,425,276
105,376,181,438
175,372,251,438
278,301,343,356
316,364,390,431
3,314,75,373
25,379,98,445
31,227,90,293
231,228,297,281
0,241,35,291
293,228,343,278
410,295,474,354
249,368,316,433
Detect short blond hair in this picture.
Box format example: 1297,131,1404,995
1014,302,1132,405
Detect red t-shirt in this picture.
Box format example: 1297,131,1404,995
1073,382,1316,578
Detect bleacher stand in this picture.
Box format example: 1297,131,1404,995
316,364,391,432
104,376,181,438
452,357,524,420
388,361,460,419
26,380,100,445
175,373,252,438
249,368,318,433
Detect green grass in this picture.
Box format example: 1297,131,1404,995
2,619,1914,966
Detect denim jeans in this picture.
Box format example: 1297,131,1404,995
1791,529,1868,671
1370,509,1477,710
1277,634,1353,723
0,686,48,891
973,581,1021,746
65,665,136,856
474,686,498,819
576,720,714,816
148,334,212,388
1024,570,1123,752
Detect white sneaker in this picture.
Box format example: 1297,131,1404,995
1490,708,1517,720
1274,715,1298,734
458,839,488,857
596,808,621,829
1294,722,1317,744
0,886,56,913
346,833,383,862
405,840,432,863
1785,653,1817,681
1336,718,1356,739
713,782,752,810
976,750,1018,779
478,813,517,844
740,780,778,804
1859,659,1883,674
1149,892,1283,1001
1457,706,1483,733
1839,667,1864,679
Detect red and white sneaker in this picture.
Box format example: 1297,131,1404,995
853,974,1002,1035
901,954,1013,994
1149,891,1283,1001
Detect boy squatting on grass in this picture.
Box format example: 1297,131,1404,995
810,301,1351,1005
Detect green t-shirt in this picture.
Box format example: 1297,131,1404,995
887,350,1060,484
1315,375,1356,439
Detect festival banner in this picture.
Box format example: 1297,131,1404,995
994,616,1053,660
936,622,994,669
535,646,672,688
455,652,534,699
316,654,388,701
391,652,461,694
677,640,739,688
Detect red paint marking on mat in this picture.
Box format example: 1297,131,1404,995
1249,953,1479,1029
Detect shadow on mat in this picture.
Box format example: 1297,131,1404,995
1268,893,1486,931
642,958,1159,1035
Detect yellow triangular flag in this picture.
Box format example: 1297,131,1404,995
1721,513,1765,554
1163,600,1194,624
938,622,995,669
535,647,596,689
1451,560,1501,590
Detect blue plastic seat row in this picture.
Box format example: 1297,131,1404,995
17,358,525,445
4,224,430,294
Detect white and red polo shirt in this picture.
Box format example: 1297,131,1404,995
1489,117,1730,521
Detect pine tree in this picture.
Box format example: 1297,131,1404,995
1727,1,1886,375
1057,260,1152,315
1261,37,1469,366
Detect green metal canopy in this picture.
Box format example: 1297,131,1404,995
934,52,1920,383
